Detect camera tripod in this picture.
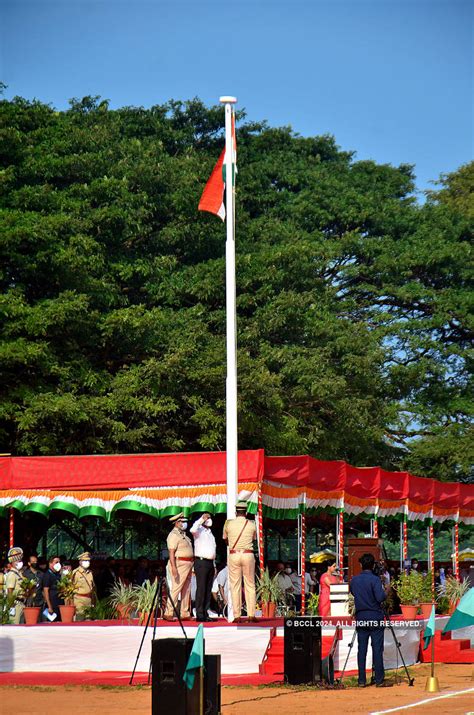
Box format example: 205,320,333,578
338,614,414,687
129,576,187,685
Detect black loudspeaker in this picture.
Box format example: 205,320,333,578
204,654,221,715
151,638,203,715
284,616,322,684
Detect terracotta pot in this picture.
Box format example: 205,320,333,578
59,604,76,623
400,604,418,620
261,601,276,618
116,604,132,621
448,599,460,615
23,606,41,625
420,602,435,620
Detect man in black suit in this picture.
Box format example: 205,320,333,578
350,553,392,688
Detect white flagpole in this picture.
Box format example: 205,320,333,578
220,95,238,520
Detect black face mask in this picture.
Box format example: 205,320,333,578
29,563,38,570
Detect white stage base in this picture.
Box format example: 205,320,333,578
0,625,270,675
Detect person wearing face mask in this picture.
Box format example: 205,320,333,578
24,553,44,609
5,547,26,623
72,552,95,621
190,512,216,622
223,500,257,622
164,512,194,621
42,555,64,621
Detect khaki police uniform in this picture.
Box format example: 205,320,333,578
5,567,25,624
72,567,95,620
165,525,194,618
6,547,25,624
223,514,257,618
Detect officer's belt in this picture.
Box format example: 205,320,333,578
229,549,253,554
176,557,194,562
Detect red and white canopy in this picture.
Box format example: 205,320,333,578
0,451,472,524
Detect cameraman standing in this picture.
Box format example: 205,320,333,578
350,553,392,688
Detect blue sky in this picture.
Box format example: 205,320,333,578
1,0,472,193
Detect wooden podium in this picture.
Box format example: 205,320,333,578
348,538,383,579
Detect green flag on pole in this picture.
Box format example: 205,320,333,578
183,624,205,690
442,587,474,634
423,604,436,649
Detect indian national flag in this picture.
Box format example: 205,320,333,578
198,115,236,221
442,587,474,634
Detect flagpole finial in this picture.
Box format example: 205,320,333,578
219,96,237,104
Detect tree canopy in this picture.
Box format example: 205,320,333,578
0,95,472,481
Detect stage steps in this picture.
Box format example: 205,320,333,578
259,633,334,677
419,630,474,664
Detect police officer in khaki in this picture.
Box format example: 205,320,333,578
5,546,26,624
164,512,194,620
72,551,95,621
223,500,257,622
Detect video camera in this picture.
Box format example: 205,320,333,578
372,561,384,576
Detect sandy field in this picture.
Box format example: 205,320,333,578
1,664,472,715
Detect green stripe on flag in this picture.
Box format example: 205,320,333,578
423,604,436,649
442,587,474,633
183,623,204,690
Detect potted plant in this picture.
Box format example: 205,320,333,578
419,572,435,620
307,592,319,616
57,572,78,622
393,571,423,619
442,576,469,614
81,597,117,622
0,592,16,624
108,581,136,621
435,592,450,615
20,577,41,625
256,568,284,618
132,580,158,624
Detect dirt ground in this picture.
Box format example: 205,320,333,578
1,664,473,715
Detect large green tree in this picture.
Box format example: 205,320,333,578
0,95,472,480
